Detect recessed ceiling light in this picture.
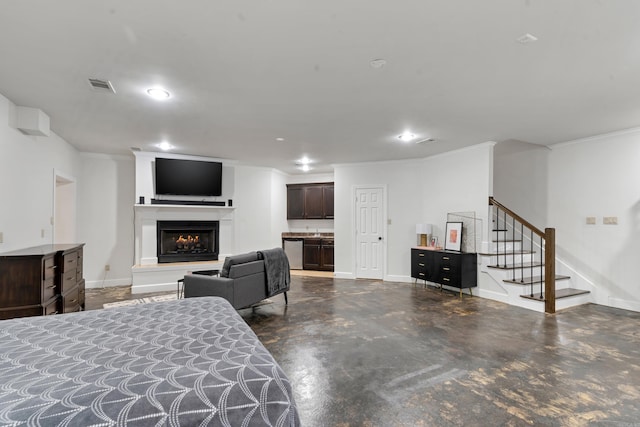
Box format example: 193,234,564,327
276,137,285,141
370,59,387,69
516,33,538,44
156,141,173,151
147,87,171,100
296,156,312,165
397,132,416,142
299,164,311,172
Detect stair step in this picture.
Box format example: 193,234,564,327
487,262,543,270
520,288,590,302
504,275,570,286
479,249,535,256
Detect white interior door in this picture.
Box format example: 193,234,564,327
355,186,385,279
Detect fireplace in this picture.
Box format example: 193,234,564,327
156,221,219,263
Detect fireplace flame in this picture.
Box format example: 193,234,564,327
175,234,201,249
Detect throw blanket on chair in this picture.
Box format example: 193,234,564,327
259,247,291,296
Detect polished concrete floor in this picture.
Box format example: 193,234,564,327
87,277,640,426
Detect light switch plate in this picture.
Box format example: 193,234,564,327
603,216,618,225
586,217,596,225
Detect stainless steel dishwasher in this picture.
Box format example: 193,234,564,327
283,238,303,269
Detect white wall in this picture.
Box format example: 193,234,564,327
0,93,81,251
271,170,289,243
78,153,135,287
494,140,549,228
421,143,495,251
549,128,640,312
334,158,422,280
333,143,494,280
233,165,284,253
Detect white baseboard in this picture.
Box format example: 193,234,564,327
333,271,355,279
85,278,131,289
608,297,640,313
384,274,413,283
475,288,510,304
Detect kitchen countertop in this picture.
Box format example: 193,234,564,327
282,232,334,238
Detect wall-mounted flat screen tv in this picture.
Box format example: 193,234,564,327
155,158,222,196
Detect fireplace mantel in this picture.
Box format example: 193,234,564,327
134,204,235,211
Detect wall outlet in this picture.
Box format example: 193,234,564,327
105,264,110,271
586,217,596,225
603,216,618,225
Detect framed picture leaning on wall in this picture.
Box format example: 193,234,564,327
444,221,463,252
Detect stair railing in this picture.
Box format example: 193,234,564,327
489,197,556,314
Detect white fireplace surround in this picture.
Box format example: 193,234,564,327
131,151,235,294
131,204,234,294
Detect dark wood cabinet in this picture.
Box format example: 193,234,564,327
303,238,321,269
320,239,334,270
0,244,85,319
57,245,85,313
304,186,324,219
287,182,334,220
323,186,334,219
286,186,305,219
411,248,477,297
303,238,334,271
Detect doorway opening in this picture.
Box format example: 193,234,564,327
53,171,76,244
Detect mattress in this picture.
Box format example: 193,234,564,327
0,296,299,426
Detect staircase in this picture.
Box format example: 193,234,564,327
481,197,591,313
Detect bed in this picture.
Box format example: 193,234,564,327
0,296,299,426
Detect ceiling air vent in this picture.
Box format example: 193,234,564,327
88,78,116,94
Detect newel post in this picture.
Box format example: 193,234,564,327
544,228,556,314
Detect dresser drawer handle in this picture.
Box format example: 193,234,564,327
48,265,57,270
419,253,425,257
443,278,450,282
69,299,77,303
443,267,450,271
418,263,425,267
419,273,425,276
442,256,450,260
46,284,55,289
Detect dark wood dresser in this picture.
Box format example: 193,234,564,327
0,243,85,320
411,247,477,297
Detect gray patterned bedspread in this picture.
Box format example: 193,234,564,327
0,297,299,426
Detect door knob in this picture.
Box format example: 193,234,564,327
378,236,383,241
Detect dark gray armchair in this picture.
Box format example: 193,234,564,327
183,249,290,309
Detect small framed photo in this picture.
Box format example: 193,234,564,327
430,236,438,247
444,222,463,252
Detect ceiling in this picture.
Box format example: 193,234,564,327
1,1,639,174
